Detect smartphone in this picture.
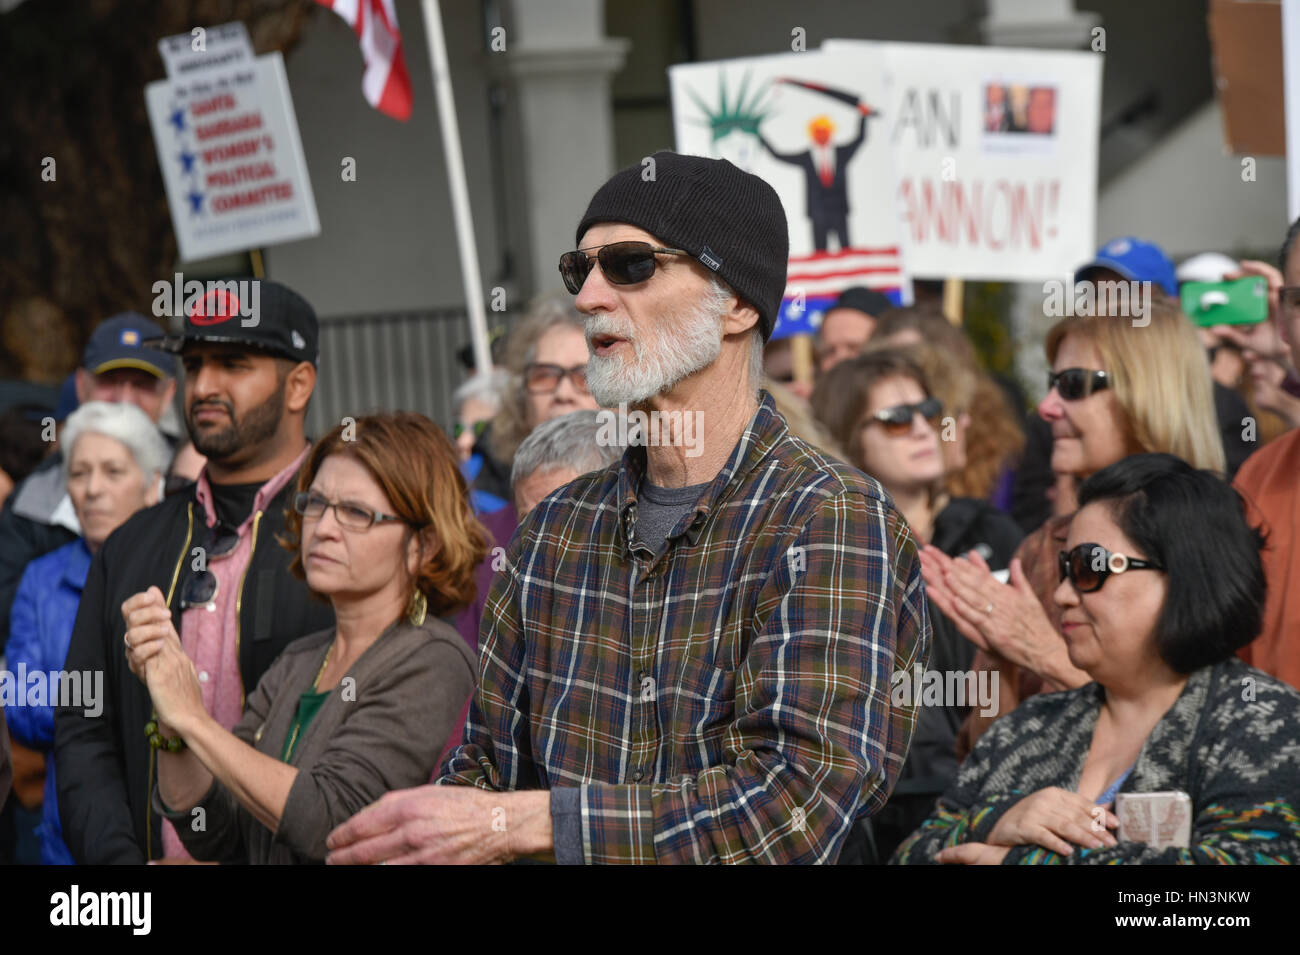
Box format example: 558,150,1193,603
1182,276,1268,327
1115,791,1192,848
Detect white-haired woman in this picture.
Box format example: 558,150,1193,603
5,401,169,864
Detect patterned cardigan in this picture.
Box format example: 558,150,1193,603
892,657,1300,864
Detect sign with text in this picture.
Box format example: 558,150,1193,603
670,48,911,340
145,51,320,262
826,39,1103,281
158,21,254,79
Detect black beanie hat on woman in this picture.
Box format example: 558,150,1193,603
575,151,790,341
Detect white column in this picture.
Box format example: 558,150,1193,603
498,0,629,296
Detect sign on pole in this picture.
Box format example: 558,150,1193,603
826,39,1103,281
145,48,320,262
671,48,911,341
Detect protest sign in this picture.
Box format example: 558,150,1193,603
145,51,320,262
826,39,1102,281
670,48,910,340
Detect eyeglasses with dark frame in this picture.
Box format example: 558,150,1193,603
1057,542,1164,594
865,397,944,437
523,363,590,396
558,241,692,295
1047,367,1109,401
292,491,406,530
180,521,241,610
1278,286,1300,317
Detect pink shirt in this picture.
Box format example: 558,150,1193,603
161,445,310,859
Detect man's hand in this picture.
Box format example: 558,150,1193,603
122,587,179,683
935,842,1011,865
325,787,552,865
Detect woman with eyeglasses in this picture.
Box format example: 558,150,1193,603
894,453,1300,864
125,412,488,863
7,401,170,864
811,349,1023,863
921,300,1226,755
468,295,602,515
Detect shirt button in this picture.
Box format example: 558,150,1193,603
198,671,210,683
632,770,644,782
205,603,216,613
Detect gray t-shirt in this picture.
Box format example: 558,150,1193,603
633,478,710,559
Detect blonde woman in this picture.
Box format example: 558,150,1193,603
921,300,1226,753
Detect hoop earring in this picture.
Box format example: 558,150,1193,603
406,588,427,627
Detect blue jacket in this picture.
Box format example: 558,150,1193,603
5,538,90,865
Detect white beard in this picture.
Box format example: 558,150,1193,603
584,284,730,407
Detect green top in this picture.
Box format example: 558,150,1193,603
281,688,330,763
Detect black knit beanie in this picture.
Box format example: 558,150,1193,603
575,151,789,341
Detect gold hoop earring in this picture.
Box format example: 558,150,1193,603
406,588,427,627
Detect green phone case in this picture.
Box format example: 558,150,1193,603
1181,277,1268,326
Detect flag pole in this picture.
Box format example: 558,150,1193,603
421,0,492,375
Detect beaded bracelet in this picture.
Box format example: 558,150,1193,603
144,714,186,753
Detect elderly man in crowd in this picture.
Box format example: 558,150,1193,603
327,150,930,865
510,409,623,518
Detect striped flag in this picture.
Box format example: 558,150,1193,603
315,0,413,121
772,246,905,338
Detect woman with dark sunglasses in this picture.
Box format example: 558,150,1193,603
894,453,1300,864
125,412,488,863
921,300,1226,755
811,349,1023,863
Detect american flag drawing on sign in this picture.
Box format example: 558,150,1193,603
315,0,413,121
775,246,905,338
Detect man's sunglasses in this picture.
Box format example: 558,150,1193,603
1048,368,1109,401
558,241,691,294
180,521,241,610
868,397,943,437
523,363,589,395
1057,542,1164,594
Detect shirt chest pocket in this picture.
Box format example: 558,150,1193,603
665,657,737,756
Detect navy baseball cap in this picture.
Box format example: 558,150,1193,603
1075,237,1178,298
147,279,319,367
83,313,176,379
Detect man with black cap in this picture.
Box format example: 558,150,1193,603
326,151,929,865
0,313,179,649
817,285,893,373
55,280,334,863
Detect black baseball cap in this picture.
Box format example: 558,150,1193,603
146,279,319,366
83,312,177,379
830,286,893,318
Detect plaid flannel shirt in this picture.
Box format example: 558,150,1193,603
438,390,931,863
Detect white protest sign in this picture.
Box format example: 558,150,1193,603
158,21,254,79
671,48,910,339
827,39,1103,281
145,51,320,262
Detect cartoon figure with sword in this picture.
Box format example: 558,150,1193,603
757,78,879,253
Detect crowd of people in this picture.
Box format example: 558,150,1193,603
1,150,1298,864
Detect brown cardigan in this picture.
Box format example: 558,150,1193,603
154,615,476,864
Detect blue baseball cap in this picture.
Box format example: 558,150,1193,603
83,312,176,379
1075,237,1178,298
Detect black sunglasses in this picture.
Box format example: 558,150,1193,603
868,397,943,437
558,241,691,294
1057,542,1164,594
180,521,240,610
1048,368,1109,401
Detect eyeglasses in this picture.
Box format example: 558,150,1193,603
1057,542,1164,593
453,419,489,440
1047,368,1109,401
292,491,405,530
180,522,241,610
867,397,943,437
523,363,589,396
558,241,691,294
